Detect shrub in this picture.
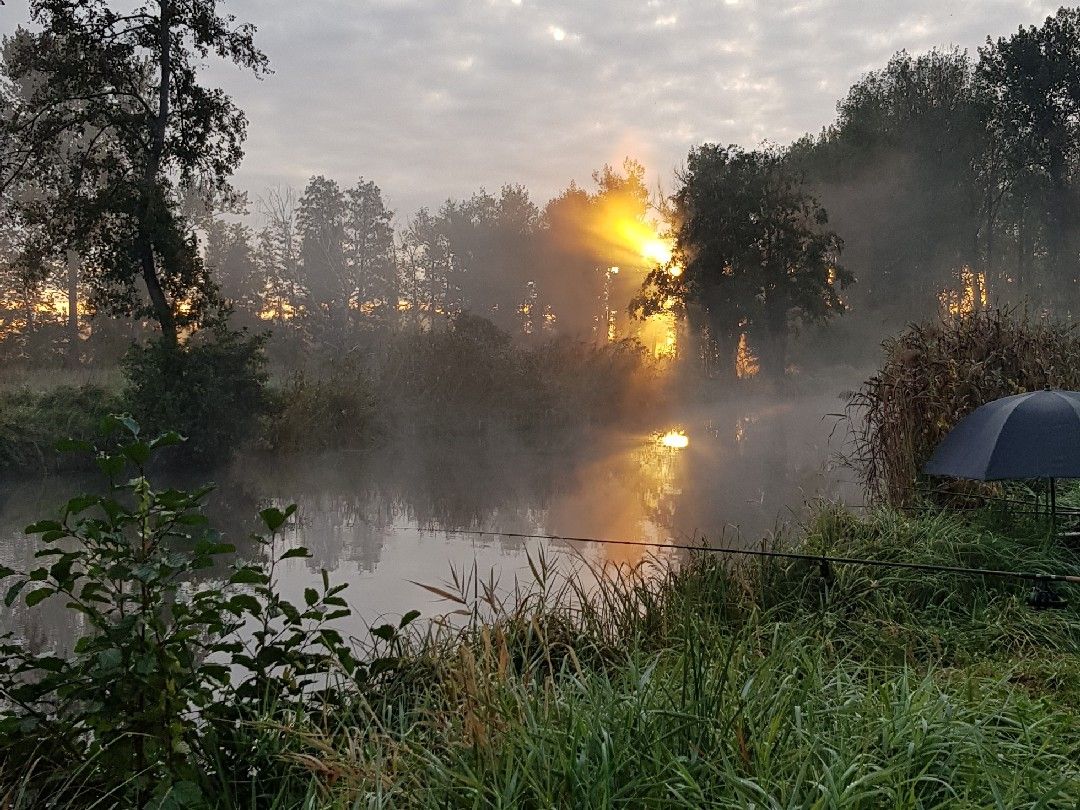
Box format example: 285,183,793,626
0,417,417,806
0,384,117,473
267,352,378,452
122,328,269,464
847,307,1080,505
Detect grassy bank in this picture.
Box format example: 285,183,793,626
3,458,1077,807
259,507,1079,808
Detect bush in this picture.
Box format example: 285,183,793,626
847,307,1080,505
267,352,378,452
122,329,270,464
0,384,117,473
0,418,418,807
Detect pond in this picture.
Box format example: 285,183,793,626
0,388,859,649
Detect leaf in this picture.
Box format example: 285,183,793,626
407,579,468,605
259,507,287,532
95,453,125,478
150,431,185,449
122,441,151,466
399,609,421,628
55,437,93,454
370,624,396,642
279,547,311,561
229,567,268,585
24,520,63,534
25,587,54,607
0,566,13,580
228,594,261,615
304,588,318,607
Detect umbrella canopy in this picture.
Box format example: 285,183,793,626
923,389,1080,480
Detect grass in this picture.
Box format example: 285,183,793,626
156,504,1076,808
1,500,1077,806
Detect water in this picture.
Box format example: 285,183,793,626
0,389,859,649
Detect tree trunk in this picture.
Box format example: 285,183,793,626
138,0,177,347
66,251,80,365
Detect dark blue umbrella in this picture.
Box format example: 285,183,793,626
923,388,1080,525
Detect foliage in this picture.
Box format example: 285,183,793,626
0,384,117,473
121,329,270,464
0,0,270,342
847,307,1080,505
376,314,662,433
639,144,851,379
0,418,419,807
197,503,1079,807
267,354,379,453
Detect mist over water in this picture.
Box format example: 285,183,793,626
0,380,860,648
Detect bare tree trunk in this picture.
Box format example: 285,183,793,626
138,0,177,347
66,251,80,365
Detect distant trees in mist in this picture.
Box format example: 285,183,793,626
4,4,1080,377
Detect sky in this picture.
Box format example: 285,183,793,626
0,0,1065,219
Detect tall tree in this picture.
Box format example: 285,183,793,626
0,1,269,345
297,175,346,319
342,178,397,323
642,145,850,379
979,8,1080,306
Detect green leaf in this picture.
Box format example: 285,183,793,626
25,520,63,534
370,624,396,642
304,588,318,607
0,566,13,580
150,431,185,449
122,441,151,466
399,609,421,628
259,507,287,531
25,587,54,607
95,453,125,478
279,546,310,560
229,567,268,585
55,437,93,454
3,581,26,608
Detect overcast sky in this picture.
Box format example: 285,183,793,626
0,0,1065,218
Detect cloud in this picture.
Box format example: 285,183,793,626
0,0,1064,217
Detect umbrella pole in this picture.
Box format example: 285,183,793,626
1050,477,1058,535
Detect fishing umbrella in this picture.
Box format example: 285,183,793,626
923,388,1080,526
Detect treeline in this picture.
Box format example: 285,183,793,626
3,4,1080,381
795,12,1080,322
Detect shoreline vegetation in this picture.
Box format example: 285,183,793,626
2,310,1079,807
0,423,1077,806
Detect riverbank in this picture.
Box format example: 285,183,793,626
2,491,1077,807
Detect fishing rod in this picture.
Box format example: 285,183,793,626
423,528,1080,607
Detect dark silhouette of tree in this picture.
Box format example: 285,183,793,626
297,175,346,322
979,8,1080,307
789,49,984,322
343,178,397,325
0,0,269,345
642,145,850,379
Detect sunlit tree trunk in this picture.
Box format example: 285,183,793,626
66,251,80,365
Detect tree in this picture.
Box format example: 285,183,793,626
644,145,850,379
297,175,346,320
978,8,1080,306
789,48,985,321
0,1,269,345
342,178,397,324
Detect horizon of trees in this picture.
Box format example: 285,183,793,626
4,6,1080,377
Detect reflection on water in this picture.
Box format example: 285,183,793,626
0,391,857,648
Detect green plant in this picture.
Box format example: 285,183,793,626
122,328,270,464
0,416,418,807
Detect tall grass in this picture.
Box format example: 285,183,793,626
846,307,1080,505
203,505,1080,808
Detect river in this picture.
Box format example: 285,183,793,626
0,387,860,649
